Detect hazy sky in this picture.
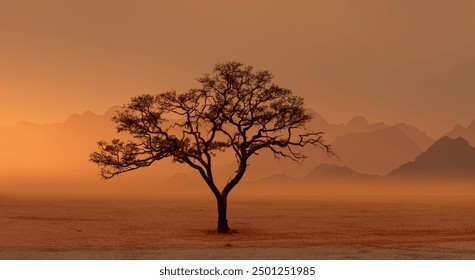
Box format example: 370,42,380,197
1,0,474,137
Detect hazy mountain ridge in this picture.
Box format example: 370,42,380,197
388,136,475,179
1,106,472,192
444,120,475,147
393,123,433,150
305,163,379,181
248,114,434,178
327,126,423,175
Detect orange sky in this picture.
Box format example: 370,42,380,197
1,0,474,137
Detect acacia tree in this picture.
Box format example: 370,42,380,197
90,61,333,233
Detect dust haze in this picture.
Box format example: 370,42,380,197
1,108,475,259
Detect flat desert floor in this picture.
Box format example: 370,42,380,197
1,184,475,259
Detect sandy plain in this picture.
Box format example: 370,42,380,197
1,182,475,260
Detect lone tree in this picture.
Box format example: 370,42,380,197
90,61,333,233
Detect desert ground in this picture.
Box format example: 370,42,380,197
1,181,475,260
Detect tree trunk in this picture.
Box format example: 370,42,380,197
216,195,230,233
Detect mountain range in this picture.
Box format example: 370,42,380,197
166,134,475,190
0,106,474,191
243,136,475,187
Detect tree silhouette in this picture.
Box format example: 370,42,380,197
90,61,333,233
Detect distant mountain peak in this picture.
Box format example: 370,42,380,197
82,110,95,116
427,136,470,152
64,110,100,125
347,115,369,128
388,136,475,178
393,123,433,150
451,123,466,131
103,106,123,119
255,173,299,184
443,121,475,148
305,108,330,126
305,163,375,180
